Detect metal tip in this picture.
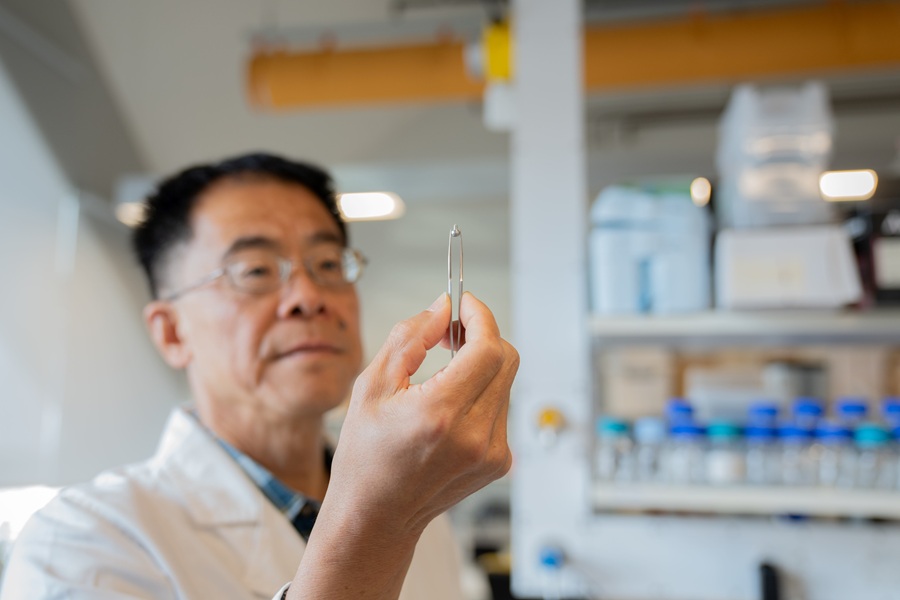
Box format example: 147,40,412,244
451,224,460,237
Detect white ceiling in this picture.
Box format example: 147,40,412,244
68,0,900,189
67,0,507,180
65,0,900,368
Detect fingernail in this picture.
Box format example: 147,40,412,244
427,293,447,311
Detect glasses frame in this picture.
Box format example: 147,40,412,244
162,247,368,302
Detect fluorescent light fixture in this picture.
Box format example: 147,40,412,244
819,169,878,201
338,192,405,221
115,202,147,227
114,174,156,227
690,177,712,207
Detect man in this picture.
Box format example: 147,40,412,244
1,153,518,599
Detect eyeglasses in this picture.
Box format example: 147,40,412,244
163,246,368,301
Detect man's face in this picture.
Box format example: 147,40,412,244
162,177,363,420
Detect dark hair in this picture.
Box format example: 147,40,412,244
132,152,346,299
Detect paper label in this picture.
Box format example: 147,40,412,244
731,257,807,300
874,238,900,288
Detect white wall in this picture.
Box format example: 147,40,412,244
0,62,187,487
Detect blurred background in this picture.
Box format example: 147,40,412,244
2,1,900,599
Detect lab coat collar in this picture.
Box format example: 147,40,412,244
152,406,306,597
152,406,264,527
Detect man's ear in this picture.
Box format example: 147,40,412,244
143,301,192,369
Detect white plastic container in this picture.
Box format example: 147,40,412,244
715,225,862,309
589,184,711,315
716,81,836,229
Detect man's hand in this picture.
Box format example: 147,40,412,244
340,291,516,533
288,292,518,600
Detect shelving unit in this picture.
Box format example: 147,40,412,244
592,483,900,519
590,310,900,345
580,310,900,598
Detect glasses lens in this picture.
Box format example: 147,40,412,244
306,247,365,286
225,249,285,294
341,249,365,284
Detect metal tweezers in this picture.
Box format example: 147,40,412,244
447,224,463,357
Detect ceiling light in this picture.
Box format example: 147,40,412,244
115,202,147,227
819,169,878,201
690,177,712,207
338,192,406,221
114,174,156,227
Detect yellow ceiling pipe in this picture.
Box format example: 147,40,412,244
247,1,900,110
583,0,900,91
247,40,483,108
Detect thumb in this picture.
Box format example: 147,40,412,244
366,293,451,393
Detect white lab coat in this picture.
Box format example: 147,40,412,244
1,407,463,600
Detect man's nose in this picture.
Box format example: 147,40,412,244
277,264,326,318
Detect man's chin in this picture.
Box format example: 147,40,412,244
265,381,348,416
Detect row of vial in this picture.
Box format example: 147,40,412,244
594,397,900,489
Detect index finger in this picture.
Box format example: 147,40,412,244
455,292,500,347
418,292,506,405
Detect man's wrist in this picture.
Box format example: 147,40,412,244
286,494,421,600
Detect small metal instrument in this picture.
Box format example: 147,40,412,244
447,224,463,357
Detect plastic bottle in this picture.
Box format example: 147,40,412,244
594,417,633,482
663,423,706,485
705,421,745,485
745,425,780,486
792,397,824,431
855,423,895,489
747,401,780,427
633,417,666,482
779,424,816,486
813,420,856,488
835,397,869,428
589,184,711,315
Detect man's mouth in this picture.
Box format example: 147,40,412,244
276,342,342,359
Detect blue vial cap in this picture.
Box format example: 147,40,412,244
539,546,565,569
855,422,891,447
745,425,776,441
836,398,868,417
634,417,666,444
671,422,705,438
815,419,852,442
707,421,742,440
779,423,813,442
792,397,824,417
665,398,694,421
883,397,900,418
596,416,629,437
748,401,779,420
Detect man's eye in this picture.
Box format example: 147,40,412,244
242,264,275,278
317,259,341,272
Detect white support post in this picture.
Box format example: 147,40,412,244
509,0,590,596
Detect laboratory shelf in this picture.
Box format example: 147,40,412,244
589,309,900,344
592,483,900,519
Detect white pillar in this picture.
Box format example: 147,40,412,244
509,0,590,596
